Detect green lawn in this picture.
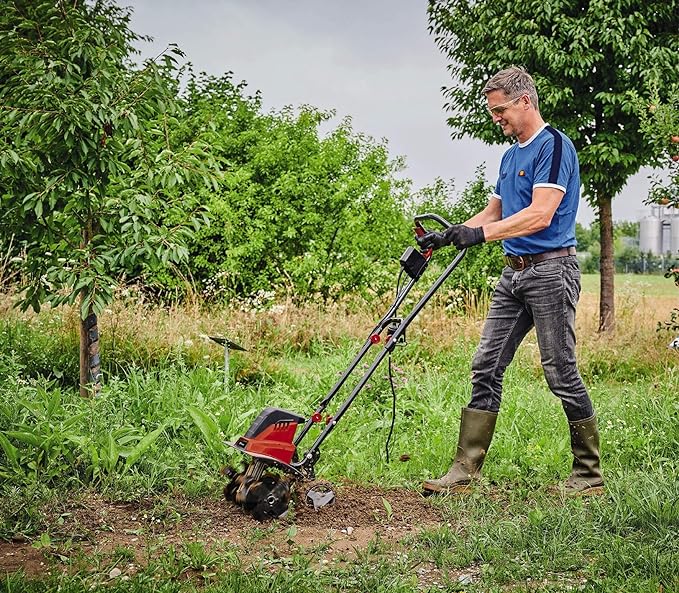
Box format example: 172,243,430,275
581,273,677,297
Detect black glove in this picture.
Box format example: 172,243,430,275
447,224,485,249
416,228,453,251
416,224,485,251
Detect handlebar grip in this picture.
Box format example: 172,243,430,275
413,213,453,235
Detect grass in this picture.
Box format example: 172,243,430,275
580,272,677,298
0,273,678,592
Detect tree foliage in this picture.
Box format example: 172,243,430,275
637,82,679,331
0,0,215,318
427,0,679,331
637,83,679,208
0,0,217,393
143,72,413,302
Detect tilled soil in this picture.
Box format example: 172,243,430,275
1,481,446,579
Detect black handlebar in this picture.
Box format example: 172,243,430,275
413,212,453,234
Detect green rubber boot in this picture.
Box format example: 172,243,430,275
563,414,604,494
423,407,498,494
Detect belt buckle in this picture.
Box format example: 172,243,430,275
505,255,526,271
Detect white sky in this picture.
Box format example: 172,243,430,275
127,0,655,225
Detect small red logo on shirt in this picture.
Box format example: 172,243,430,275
518,170,525,176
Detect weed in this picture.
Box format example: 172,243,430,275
243,523,276,546
31,531,52,551
111,545,136,563
181,541,219,570
381,496,393,522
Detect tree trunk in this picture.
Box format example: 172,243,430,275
79,301,102,397
597,195,615,333
78,214,102,396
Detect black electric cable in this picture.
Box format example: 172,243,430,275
384,353,398,463
383,258,415,462
384,266,405,463
395,267,405,297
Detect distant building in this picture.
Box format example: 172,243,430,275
639,205,679,255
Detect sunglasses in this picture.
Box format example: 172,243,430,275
486,95,524,116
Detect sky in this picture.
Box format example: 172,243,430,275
127,0,655,225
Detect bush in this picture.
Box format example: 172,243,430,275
140,73,412,303
0,318,79,385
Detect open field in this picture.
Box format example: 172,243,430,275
580,272,677,298
0,273,677,592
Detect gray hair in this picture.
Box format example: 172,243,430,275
483,66,539,111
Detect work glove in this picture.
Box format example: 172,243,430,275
448,224,485,249
416,224,485,251
416,228,454,250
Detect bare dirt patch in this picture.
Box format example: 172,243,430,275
1,481,444,578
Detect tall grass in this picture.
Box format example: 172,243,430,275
0,274,677,592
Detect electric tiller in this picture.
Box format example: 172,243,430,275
224,214,465,520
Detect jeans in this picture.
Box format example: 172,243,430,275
468,255,594,421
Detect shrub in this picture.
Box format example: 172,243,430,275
140,73,412,302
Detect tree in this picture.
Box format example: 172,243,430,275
427,0,679,331
0,1,216,395
575,222,596,252
614,220,640,240
637,83,679,208
637,83,679,330
141,72,412,302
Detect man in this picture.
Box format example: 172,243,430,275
418,66,603,495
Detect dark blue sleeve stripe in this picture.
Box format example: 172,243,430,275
545,126,562,185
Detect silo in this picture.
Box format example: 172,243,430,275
639,213,662,255
671,215,679,255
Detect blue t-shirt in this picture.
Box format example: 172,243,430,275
493,124,580,256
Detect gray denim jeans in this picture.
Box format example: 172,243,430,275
468,255,594,421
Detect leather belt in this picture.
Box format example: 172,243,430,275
504,247,576,271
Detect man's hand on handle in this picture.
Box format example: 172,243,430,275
416,224,485,251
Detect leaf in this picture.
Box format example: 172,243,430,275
46,390,61,418
0,433,20,468
105,433,120,470
64,434,87,448
286,525,297,542
32,533,53,550
124,425,165,469
381,496,393,521
4,431,42,448
187,406,226,453
62,413,88,431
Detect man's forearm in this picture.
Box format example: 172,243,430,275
481,208,551,242
476,188,564,243
464,197,502,228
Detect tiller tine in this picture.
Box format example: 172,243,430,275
224,461,292,520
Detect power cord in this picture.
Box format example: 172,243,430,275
384,267,406,463
385,353,398,463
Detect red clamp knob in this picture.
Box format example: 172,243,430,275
370,334,381,344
